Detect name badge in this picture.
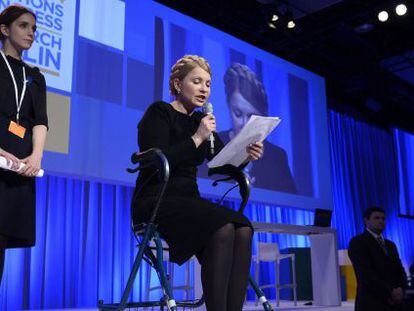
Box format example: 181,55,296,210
8,120,26,139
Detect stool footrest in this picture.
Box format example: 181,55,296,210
99,296,205,309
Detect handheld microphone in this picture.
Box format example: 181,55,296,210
202,102,215,156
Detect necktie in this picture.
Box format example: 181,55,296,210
376,236,387,255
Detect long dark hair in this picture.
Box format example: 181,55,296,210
0,4,36,42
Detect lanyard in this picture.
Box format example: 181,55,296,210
0,50,27,123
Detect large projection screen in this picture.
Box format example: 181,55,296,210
8,0,332,211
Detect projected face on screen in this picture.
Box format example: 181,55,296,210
224,63,267,136
216,63,297,193
228,91,262,135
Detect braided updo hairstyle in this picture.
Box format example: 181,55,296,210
169,55,211,96
224,63,268,115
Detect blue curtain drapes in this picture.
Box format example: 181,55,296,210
1,111,413,309
0,179,145,310
329,112,414,266
394,129,414,218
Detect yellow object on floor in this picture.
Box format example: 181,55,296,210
340,265,356,300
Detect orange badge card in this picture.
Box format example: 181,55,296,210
8,121,26,139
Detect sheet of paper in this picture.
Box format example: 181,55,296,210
207,115,281,168
0,156,44,177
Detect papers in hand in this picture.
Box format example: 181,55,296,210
207,115,281,168
0,156,44,177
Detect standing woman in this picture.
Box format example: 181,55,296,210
133,55,263,310
0,5,48,285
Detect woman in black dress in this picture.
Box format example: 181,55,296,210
0,5,48,285
132,55,263,310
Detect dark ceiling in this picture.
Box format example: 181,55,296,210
155,0,414,133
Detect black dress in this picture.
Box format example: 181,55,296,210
0,55,48,248
132,101,252,265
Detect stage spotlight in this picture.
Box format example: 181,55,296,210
268,22,277,29
378,10,389,22
287,20,296,29
395,4,407,16
271,14,279,22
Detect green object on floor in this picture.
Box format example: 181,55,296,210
280,247,313,301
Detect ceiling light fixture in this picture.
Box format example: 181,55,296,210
395,4,408,16
378,10,389,22
287,20,296,29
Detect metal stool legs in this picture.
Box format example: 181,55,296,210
146,251,194,302
248,275,274,311
98,223,178,310
153,231,177,310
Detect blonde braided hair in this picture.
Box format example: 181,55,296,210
169,55,211,96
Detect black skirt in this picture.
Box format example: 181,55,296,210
133,194,252,265
0,170,36,248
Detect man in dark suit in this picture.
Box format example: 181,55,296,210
348,206,407,311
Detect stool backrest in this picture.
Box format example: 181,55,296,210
128,148,170,231
258,242,281,261
208,164,251,213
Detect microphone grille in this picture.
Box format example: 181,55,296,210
203,102,213,114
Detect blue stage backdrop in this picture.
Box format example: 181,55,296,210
0,0,332,211
1,111,414,310
394,129,414,218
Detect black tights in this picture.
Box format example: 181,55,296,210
0,235,7,286
197,223,253,311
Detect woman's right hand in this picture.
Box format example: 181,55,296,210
192,114,216,147
0,147,20,170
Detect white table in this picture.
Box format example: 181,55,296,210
194,222,341,309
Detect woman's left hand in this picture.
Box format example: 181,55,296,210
19,153,42,177
246,142,264,161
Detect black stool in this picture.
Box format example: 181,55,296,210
98,148,274,310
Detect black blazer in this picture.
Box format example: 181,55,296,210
348,230,407,311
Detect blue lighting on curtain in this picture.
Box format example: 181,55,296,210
394,129,414,218
1,111,414,309
329,112,414,266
